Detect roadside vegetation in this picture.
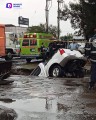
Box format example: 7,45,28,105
27,24,58,37
61,0,96,39
27,0,96,40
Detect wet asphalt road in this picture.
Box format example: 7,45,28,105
0,58,96,120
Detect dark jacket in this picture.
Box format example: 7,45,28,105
85,34,96,62
40,45,45,53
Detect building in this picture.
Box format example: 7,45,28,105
73,35,85,41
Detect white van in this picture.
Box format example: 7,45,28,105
5,32,20,60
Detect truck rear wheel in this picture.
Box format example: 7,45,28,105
5,52,13,61
50,65,62,77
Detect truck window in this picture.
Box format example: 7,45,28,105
9,33,14,41
30,40,37,46
22,39,29,46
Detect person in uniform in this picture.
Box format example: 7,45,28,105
85,33,96,90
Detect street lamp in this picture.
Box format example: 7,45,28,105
45,0,52,33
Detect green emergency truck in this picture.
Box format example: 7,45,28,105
20,33,55,62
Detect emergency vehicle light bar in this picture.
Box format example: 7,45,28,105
24,33,37,38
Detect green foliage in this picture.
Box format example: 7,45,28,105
27,23,58,37
62,0,96,39
48,25,58,37
60,34,73,41
27,24,45,33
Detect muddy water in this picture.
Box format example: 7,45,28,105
0,74,96,120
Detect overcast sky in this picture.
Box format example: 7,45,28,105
0,0,77,36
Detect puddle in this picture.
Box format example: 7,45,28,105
0,97,70,120
0,98,65,113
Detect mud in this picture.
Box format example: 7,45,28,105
11,59,41,75
0,75,96,120
0,58,96,120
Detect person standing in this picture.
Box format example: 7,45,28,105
68,39,79,50
40,43,46,62
85,33,96,90
53,42,58,52
48,43,54,58
48,42,58,58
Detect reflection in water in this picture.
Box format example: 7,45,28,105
0,97,65,118
0,96,71,120
45,98,52,110
45,98,69,112
57,103,69,112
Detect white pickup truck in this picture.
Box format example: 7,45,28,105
31,48,87,78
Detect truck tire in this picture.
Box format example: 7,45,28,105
26,58,32,63
50,65,62,77
5,52,13,61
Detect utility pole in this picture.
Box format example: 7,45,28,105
57,0,63,40
45,0,52,33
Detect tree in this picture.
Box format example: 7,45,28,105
27,24,45,33
27,23,58,37
60,34,73,41
48,25,58,37
62,0,96,39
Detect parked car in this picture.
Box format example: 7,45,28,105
31,48,87,78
